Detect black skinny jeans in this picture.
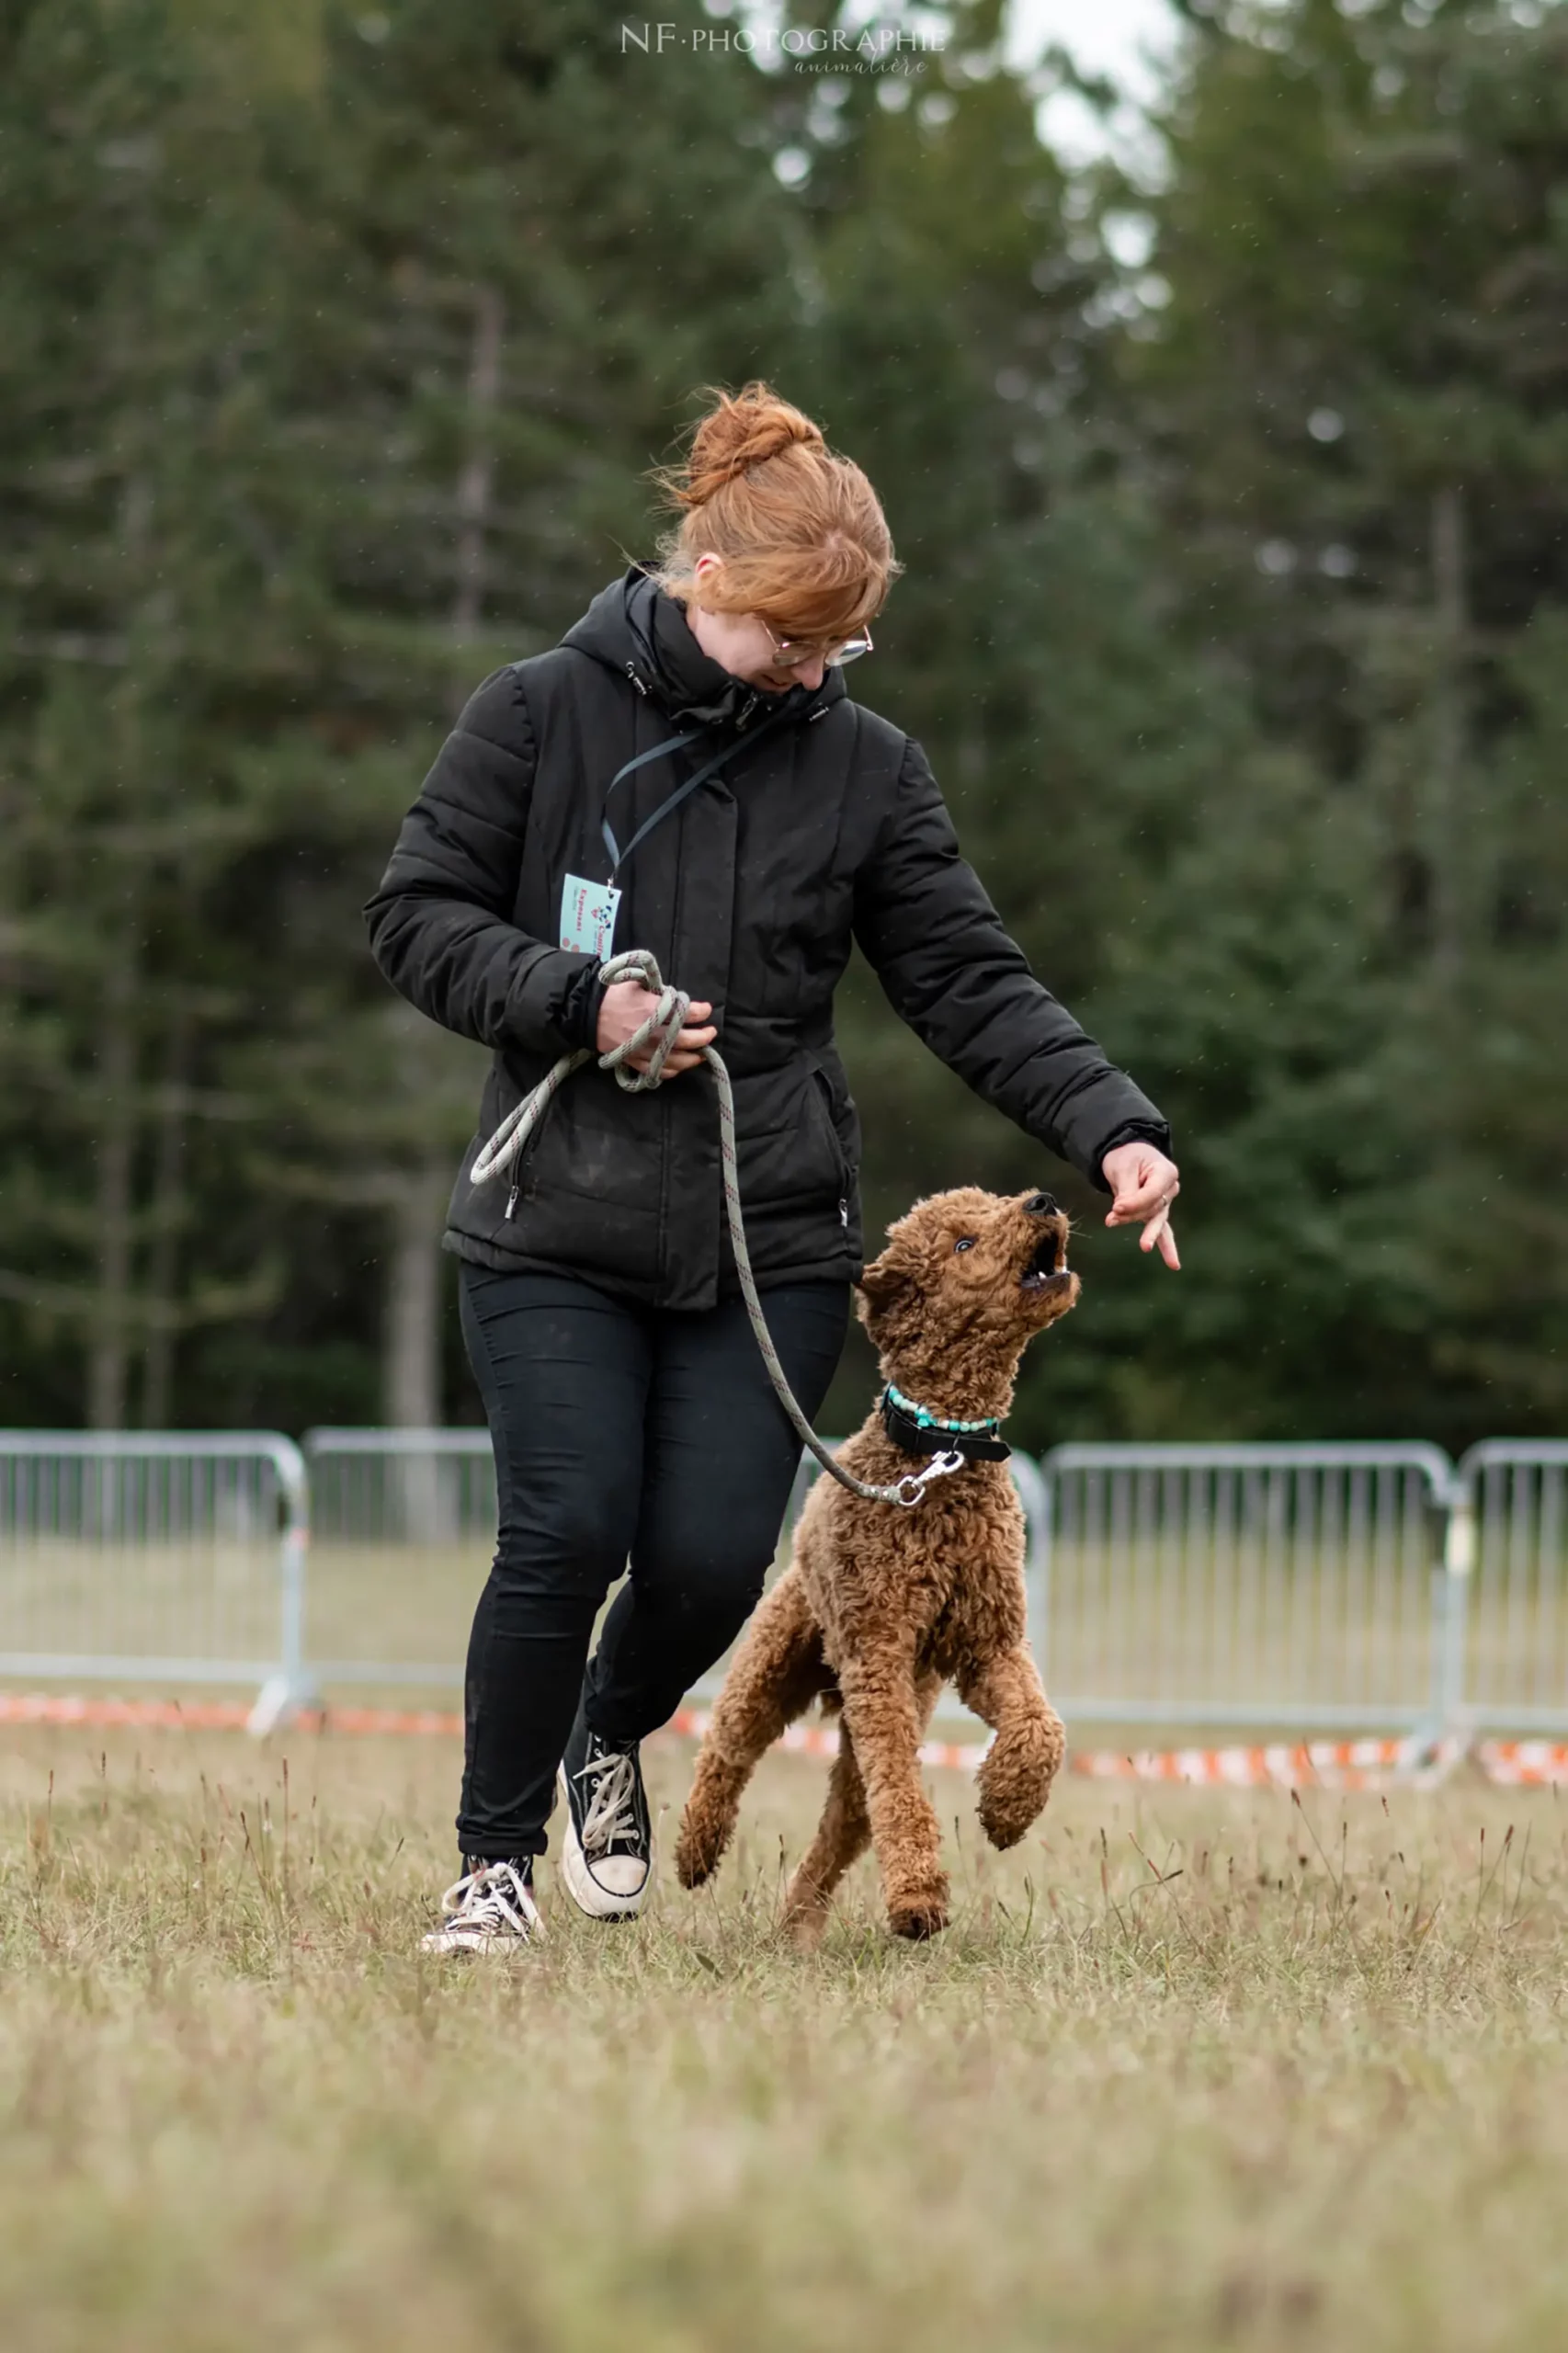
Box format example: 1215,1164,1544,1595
455,1261,849,1863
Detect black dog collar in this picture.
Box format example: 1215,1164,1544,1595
880,1386,1012,1464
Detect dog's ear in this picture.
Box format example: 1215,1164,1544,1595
855,1245,916,1334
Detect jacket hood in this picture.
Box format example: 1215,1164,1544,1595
561,564,846,735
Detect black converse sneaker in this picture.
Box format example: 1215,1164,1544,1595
421,1857,542,1954
556,1716,653,1920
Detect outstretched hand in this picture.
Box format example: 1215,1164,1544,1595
596,979,716,1077
1101,1141,1181,1270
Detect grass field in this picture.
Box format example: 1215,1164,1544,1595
3,1721,1568,2351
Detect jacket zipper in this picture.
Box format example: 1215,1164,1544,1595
498,1082,535,1220
810,1064,853,1230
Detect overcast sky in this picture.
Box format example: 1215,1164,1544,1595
1003,0,1183,168
731,1,1187,170
1006,0,1179,81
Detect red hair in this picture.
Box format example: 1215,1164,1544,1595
643,381,901,642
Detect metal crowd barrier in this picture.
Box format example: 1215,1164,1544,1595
4,1429,1568,1740
301,1427,1052,1708
0,1432,310,1732
1449,1441,1568,1734
302,1427,494,1690
1036,1443,1456,1732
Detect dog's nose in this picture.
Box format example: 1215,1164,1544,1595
1024,1192,1059,1218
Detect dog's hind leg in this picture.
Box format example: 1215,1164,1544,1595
782,1668,941,1950
675,1568,831,1890
957,1645,1065,1850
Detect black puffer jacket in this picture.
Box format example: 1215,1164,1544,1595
364,566,1171,1311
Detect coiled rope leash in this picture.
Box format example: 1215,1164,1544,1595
470,948,965,1509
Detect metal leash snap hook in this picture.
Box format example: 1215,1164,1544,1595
893,1447,967,1508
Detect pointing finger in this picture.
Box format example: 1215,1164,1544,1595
1141,1206,1181,1269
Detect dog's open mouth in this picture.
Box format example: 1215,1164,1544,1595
1020,1235,1065,1292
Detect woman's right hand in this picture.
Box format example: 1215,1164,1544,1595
596,979,716,1077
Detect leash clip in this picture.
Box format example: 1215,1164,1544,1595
892,1448,967,1508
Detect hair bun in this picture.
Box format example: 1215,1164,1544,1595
643,377,899,635
676,381,826,509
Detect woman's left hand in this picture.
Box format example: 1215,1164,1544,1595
1100,1142,1181,1270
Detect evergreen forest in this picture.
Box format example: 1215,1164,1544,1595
2,0,1563,1450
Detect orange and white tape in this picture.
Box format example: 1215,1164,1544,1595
670,1710,1462,1790
0,1692,256,1733
0,1691,994,1766
1476,1739,1568,1786
0,1689,1474,1790
1068,1733,1464,1791
670,1705,993,1773
0,1692,464,1738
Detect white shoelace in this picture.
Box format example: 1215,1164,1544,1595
574,1750,641,1858
438,1861,540,1938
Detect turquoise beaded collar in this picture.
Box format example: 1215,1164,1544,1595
884,1381,999,1435
880,1382,1010,1465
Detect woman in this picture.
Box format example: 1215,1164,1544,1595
365,382,1180,1952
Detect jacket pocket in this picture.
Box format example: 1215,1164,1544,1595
467,1057,540,1219
807,1061,856,1228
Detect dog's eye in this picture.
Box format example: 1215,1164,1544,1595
953,1236,976,1254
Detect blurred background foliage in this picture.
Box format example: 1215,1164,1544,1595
0,0,1562,1449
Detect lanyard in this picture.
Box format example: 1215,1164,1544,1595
600,705,795,881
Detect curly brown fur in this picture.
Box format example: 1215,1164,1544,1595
675,1568,833,1889
676,1186,1075,1940
779,1667,943,1950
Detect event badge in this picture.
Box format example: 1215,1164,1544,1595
559,872,620,960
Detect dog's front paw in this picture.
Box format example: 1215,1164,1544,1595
674,1802,728,1889
976,1794,1034,1851
886,1873,949,1940
977,1715,1064,1848
976,1763,1051,1850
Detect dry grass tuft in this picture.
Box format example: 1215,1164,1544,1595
2,1724,1567,2350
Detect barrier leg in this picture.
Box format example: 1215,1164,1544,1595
249,1451,321,1735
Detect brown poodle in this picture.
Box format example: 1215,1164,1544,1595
676,1186,1077,1943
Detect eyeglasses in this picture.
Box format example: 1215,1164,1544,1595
761,619,874,670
